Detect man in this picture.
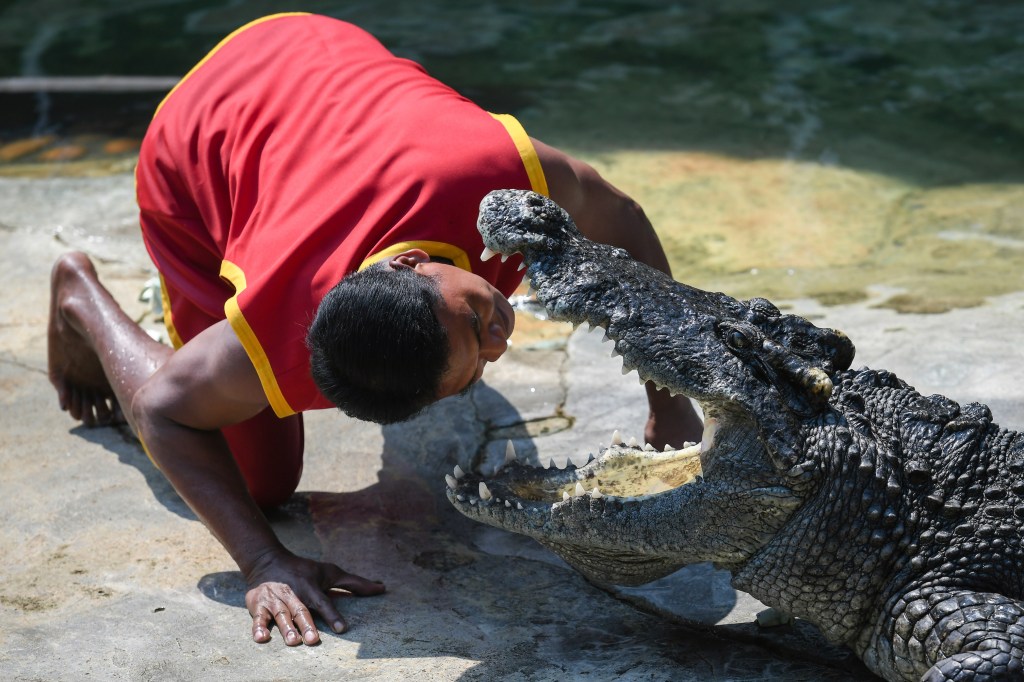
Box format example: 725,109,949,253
47,13,701,647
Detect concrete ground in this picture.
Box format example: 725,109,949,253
3,174,1023,681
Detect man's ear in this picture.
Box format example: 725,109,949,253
387,248,432,270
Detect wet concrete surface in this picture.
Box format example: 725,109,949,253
4,173,1024,680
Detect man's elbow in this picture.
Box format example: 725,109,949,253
129,379,170,455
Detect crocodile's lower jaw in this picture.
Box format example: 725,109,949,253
445,419,717,513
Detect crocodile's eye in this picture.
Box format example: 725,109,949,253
727,329,752,350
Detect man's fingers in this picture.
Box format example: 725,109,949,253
244,563,383,645
251,609,272,643
271,606,303,646
290,604,320,644
331,571,387,598
305,589,348,634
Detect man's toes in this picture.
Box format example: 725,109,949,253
67,387,82,421
80,395,97,427
92,394,113,425
54,381,69,411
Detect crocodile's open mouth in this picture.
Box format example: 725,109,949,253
444,189,822,584
443,390,771,588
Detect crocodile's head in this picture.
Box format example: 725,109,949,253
446,190,856,586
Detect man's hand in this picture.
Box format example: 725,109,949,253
245,549,386,645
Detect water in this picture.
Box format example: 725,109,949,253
1,0,1022,308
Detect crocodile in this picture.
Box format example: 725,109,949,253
445,189,1024,682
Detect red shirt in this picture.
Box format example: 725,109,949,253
136,13,548,417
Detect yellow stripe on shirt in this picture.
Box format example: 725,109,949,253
157,272,185,349
219,259,296,418
489,113,549,197
359,240,471,272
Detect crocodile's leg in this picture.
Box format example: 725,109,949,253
864,586,1024,681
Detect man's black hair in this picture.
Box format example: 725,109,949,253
307,261,450,424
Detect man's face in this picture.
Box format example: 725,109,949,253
412,260,516,399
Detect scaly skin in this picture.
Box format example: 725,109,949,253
446,190,1024,682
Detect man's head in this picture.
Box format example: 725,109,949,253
307,249,516,424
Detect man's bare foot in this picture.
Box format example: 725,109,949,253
48,252,123,426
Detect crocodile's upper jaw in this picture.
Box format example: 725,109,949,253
476,191,853,453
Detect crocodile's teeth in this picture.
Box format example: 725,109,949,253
445,474,458,490
505,500,511,507
574,482,585,497
518,261,526,271
457,495,465,502
547,458,556,470
454,465,466,479
664,444,673,452
592,487,603,498
500,253,510,263
517,502,523,510
621,364,631,375
480,246,497,262
505,440,517,464
627,436,639,448
479,482,493,501
611,430,624,446
643,442,655,451
562,491,571,502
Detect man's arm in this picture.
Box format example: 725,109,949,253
533,138,704,449
131,320,384,645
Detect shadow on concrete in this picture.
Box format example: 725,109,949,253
70,422,195,520
195,384,750,674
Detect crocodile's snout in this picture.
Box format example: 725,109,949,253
478,190,579,258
